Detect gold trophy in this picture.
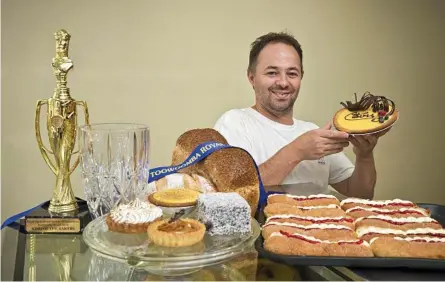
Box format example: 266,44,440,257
26,29,91,234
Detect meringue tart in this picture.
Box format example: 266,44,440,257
148,188,201,207
147,218,206,247
106,198,163,234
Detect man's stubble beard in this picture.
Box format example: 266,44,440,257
260,89,299,118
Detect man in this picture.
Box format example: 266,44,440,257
214,32,387,199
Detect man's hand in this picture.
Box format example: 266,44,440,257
349,127,391,158
292,123,350,161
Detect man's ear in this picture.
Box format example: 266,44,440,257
247,70,255,87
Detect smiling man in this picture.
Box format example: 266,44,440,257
214,32,385,199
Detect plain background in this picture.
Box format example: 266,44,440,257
2,0,445,226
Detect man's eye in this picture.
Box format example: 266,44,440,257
266,72,277,76
288,72,298,78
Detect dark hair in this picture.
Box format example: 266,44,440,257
248,31,303,73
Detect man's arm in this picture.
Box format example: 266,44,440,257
331,154,376,199
259,145,302,185
260,123,350,185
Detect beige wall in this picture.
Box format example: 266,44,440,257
2,0,445,222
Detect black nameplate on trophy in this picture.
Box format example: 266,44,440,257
22,198,92,234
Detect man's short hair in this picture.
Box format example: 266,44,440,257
248,31,303,73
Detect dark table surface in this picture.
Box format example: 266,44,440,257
2,183,444,281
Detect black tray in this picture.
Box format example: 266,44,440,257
255,202,445,270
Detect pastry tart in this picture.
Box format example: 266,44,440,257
147,218,206,247
148,188,200,207
106,198,163,234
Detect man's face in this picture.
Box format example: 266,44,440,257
248,42,303,116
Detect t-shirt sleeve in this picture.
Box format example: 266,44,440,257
213,110,254,153
327,152,355,184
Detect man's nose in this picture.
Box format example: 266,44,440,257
276,74,290,88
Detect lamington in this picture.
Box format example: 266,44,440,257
196,192,252,236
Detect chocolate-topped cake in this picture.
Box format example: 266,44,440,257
196,192,252,236
333,92,399,134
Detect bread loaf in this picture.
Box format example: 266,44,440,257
171,128,260,215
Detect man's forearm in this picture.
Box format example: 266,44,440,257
258,145,301,186
347,154,377,199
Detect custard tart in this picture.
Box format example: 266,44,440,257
148,188,200,207
147,218,206,247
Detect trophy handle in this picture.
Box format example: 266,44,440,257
35,99,58,175
69,100,90,175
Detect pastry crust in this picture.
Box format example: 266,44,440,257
265,215,355,230
340,198,417,211
148,188,201,207
262,222,357,241
106,214,161,234
264,203,346,218
370,237,445,259
147,218,206,247
264,231,373,257
333,107,399,135
345,206,430,219
354,216,443,231
105,198,163,234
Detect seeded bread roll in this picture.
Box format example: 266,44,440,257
171,128,260,215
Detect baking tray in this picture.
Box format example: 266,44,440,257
255,200,445,270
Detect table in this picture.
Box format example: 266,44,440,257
2,183,444,281
1,183,345,281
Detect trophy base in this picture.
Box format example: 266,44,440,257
23,198,92,234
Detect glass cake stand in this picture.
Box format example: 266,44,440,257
83,215,261,276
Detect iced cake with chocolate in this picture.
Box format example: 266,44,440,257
333,91,398,134
106,198,163,234
196,192,252,236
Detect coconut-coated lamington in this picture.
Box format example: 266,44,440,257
196,192,252,236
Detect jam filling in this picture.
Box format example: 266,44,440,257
365,232,445,238
279,230,364,245
266,223,349,231
372,209,423,215
403,238,445,243
363,218,439,226
273,217,354,224
360,202,415,208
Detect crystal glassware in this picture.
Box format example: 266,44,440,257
78,123,150,219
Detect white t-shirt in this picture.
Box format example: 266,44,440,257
213,108,354,191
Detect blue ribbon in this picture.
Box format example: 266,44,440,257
1,141,267,230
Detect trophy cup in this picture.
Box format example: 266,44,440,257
25,29,91,234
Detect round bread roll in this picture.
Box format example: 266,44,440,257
171,128,260,215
